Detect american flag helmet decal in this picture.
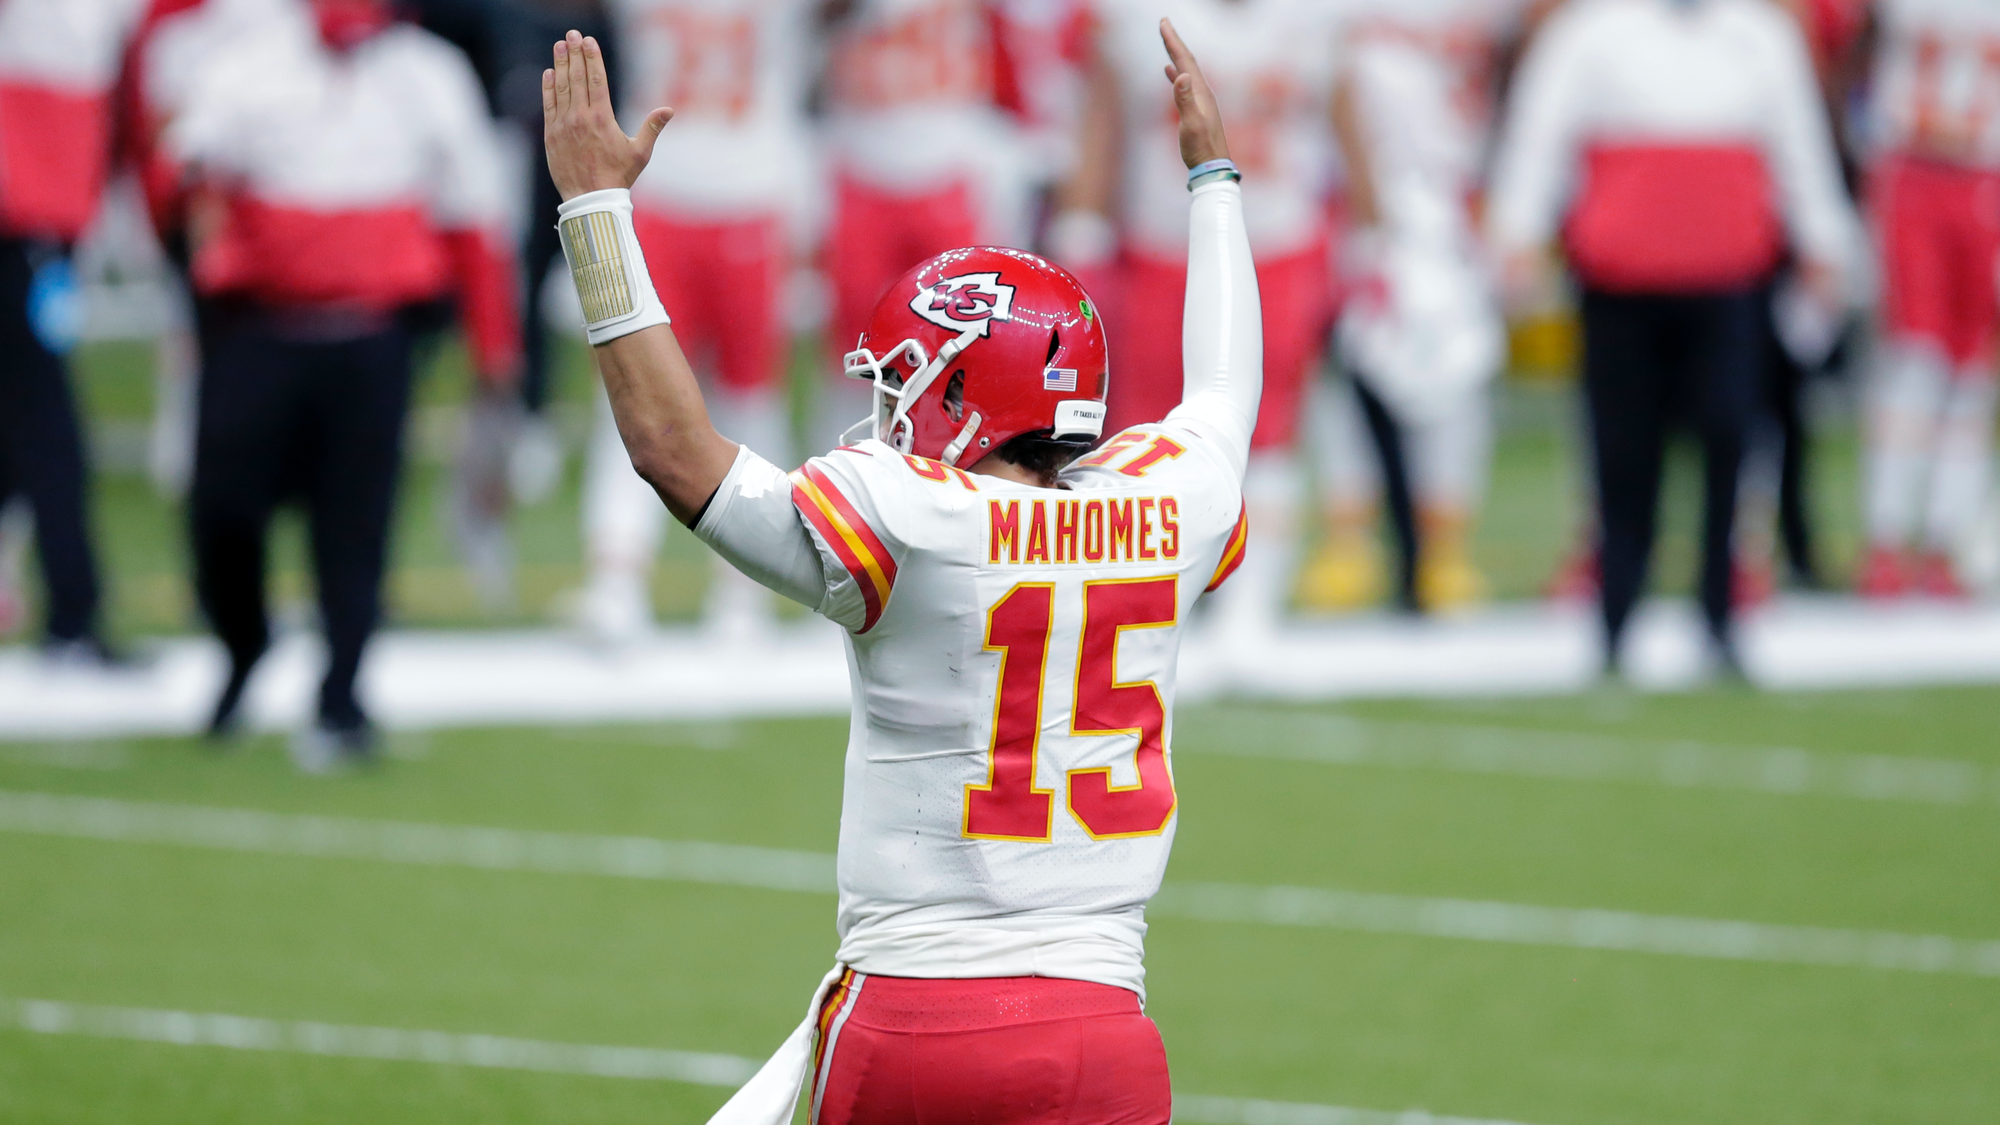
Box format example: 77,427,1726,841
1043,367,1079,392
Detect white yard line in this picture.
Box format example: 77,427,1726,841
4,996,1548,1125
5,790,1997,979
0,743,132,770
0,790,834,894
1174,1094,1546,1125
1147,883,2000,977
4,996,757,1086
1175,708,1997,806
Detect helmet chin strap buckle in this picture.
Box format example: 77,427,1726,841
940,411,983,467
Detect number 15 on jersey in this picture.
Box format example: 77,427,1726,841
965,577,1179,843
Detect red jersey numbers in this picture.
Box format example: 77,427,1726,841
963,578,1179,842
831,1,996,111
964,584,1057,841
648,10,757,122
1067,577,1178,838
988,497,1180,564
1075,433,1186,476
904,453,979,489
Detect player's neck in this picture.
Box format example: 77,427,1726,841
970,458,1058,490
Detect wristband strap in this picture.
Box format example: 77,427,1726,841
555,188,671,345
1186,159,1241,191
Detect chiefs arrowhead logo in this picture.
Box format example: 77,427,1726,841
910,273,1016,337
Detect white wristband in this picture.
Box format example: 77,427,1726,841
555,188,671,346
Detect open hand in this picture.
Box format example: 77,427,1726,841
1160,19,1230,170
542,30,672,201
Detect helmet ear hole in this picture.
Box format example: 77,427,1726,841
943,370,966,423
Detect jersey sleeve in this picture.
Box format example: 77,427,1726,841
692,445,826,611
1161,178,1261,481
787,444,909,634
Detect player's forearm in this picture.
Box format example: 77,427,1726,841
594,325,739,525
1331,78,1382,229
1054,46,1122,219
1170,179,1262,460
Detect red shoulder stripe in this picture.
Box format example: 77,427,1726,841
792,464,897,632
1205,503,1250,593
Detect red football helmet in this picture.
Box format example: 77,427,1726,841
842,247,1108,469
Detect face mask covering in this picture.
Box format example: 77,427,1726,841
313,0,392,52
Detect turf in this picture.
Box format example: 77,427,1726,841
3,686,1998,1124
10,338,1868,641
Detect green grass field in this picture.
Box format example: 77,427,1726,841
7,337,1869,642
3,336,1975,1122
4,685,1999,1124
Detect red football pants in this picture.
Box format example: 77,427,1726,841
1874,155,2000,368
828,175,981,356
1108,244,1331,449
632,210,786,392
809,973,1171,1125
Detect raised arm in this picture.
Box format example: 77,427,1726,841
542,30,732,526
542,30,826,610
1157,19,1262,476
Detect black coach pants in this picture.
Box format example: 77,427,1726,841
1580,289,1762,662
0,237,104,644
190,313,415,728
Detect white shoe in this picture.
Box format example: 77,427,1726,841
702,567,777,646
509,415,565,505
573,571,654,648
289,719,377,775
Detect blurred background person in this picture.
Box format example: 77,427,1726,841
1737,0,1874,599
814,0,1030,454
0,0,147,666
169,0,520,766
1302,0,1515,617
1055,0,1340,644
403,0,615,610
120,0,313,508
569,0,815,645
1854,0,2000,600
1487,0,1856,676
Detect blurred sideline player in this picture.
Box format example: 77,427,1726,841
0,0,146,665
1056,0,1338,642
542,21,1252,1120
573,0,814,644
171,0,519,765
119,0,311,503
815,0,1031,454
1303,0,1512,615
1488,0,1854,674
1857,0,2000,599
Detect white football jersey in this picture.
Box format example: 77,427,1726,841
1871,0,2000,167
611,0,817,219
822,0,1021,189
784,427,1245,996
1338,0,1521,194
1095,0,1340,259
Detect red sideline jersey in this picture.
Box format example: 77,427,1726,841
167,21,519,376
117,0,307,242
1868,0,2000,367
1486,0,1854,293
0,0,148,241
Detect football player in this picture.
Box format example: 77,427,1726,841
0,0,148,666
1857,0,2000,598
1303,0,1516,616
814,0,1033,455
1053,0,1339,644
573,0,817,643
171,0,521,761
542,18,1253,1121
